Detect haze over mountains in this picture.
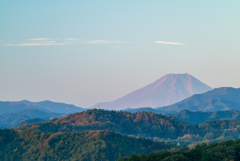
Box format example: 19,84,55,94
92,73,213,110
0,100,85,114
0,100,85,128
1,74,239,115
0,109,63,128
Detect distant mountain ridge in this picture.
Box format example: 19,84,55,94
0,109,62,120
0,109,63,128
15,118,46,128
0,100,85,114
92,73,212,110
158,87,240,113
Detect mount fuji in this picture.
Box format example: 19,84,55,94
91,73,213,110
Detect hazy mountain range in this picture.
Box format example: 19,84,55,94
0,109,63,128
91,73,213,110
3,73,239,114
0,100,85,128
0,100,85,114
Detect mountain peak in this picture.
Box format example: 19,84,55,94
92,73,212,110
165,73,189,76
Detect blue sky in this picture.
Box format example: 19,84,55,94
1,0,240,107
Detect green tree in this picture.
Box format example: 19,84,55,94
128,154,141,161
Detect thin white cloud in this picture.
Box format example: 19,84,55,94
2,41,70,46
65,38,81,41
0,38,130,46
28,38,51,41
86,40,129,44
154,41,184,45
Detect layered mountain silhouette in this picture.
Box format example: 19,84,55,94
158,87,240,113
0,109,63,128
92,73,212,110
0,100,85,114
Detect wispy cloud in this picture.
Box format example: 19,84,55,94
86,40,129,44
28,38,51,41
65,38,82,41
2,41,71,46
2,38,185,47
0,38,185,47
0,38,78,46
154,41,184,45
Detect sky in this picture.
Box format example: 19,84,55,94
1,0,240,108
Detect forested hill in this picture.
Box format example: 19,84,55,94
21,109,198,139
122,139,240,161
199,119,240,131
0,129,174,161
19,109,240,144
174,109,240,124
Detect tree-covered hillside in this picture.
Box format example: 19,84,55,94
174,109,240,124
0,129,174,161
122,139,240,161
200,119,240,131
19,109,240,147
21,109,198,139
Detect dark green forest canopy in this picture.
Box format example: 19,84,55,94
21,109,198,139
121,139,240,161
199,119,240,131
0,129,175,161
